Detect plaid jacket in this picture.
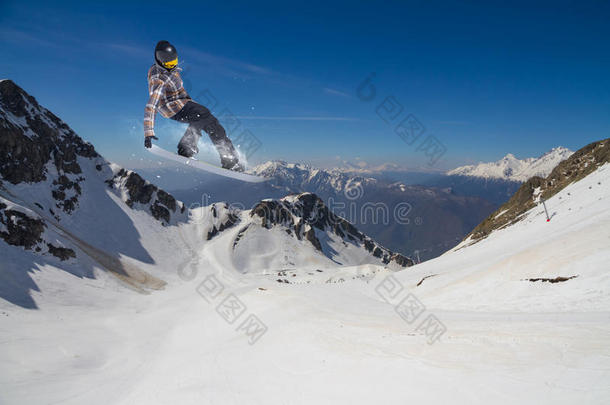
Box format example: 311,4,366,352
144,64,191,137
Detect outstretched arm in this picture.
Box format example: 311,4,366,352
143,77,166,139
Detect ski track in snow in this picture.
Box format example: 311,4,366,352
0,165,609,404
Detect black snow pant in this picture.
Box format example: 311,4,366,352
170,101,238,166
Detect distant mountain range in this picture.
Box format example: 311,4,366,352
133,142,573,264
330,161,427,174
150,160,496,262
447,147,574,182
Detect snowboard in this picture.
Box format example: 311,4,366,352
148,144,268,183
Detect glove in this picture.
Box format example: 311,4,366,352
144,135,159,149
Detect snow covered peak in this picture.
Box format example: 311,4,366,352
251,159,377,196
0,80,192,299
232,192,414,273
0,80,99,184
0,80,184,225
448,146,574,182
251,160,322,175
534,146,573,162
464,138,608,244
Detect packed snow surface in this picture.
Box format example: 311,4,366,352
1,165,609,404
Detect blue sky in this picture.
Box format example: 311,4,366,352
1,0,609,170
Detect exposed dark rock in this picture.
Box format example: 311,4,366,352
0,208,45,249
123,170,155,207
233,224,250,249
416,274,437,286
150,202,170,224
251,200,292,228
106,169,181,224
206,204,239,240
248,192,414,268
525,276,578,283
0,201,76,260
372,246,383,258
0,80,98,186
303,227,322,252
52,190,65,201
47,243,76,261
155,189,176,213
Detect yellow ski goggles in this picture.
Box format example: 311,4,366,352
163,58,178,69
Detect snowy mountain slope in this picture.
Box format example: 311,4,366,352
0,80,411,308
1,81,609,404
466,138,609,244
219,160,496,261
398,161,610,311
0,80,190,305
448,146,573,181
1,151,609,404
229,193,412,275
0,79,187,228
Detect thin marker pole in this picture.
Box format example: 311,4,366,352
542,199,550,222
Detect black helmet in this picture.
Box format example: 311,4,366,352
155,40,178,70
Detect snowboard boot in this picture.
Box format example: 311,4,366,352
177,127,201,158
220,155,245,172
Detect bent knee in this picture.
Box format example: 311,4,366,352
203,117,225,135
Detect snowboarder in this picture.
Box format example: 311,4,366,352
143,40,244,171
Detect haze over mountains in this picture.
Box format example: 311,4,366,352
143,160,496,262
136,147,572,261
